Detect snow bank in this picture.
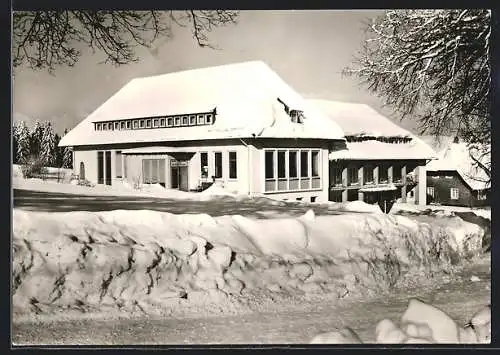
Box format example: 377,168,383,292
12,208,485,319
311,299,491,344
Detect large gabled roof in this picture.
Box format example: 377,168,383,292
426,142,490,190
59,61,345,147
307,99,436,160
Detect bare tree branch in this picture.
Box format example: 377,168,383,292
12,10,239,73
344,9,491,179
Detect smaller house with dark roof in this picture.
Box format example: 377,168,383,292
426,138,490,207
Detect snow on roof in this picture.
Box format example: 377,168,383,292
59,61,345,147
426,142,490,190
307,99,412,138
328,136,436,161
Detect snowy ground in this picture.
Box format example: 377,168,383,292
12,176,491,344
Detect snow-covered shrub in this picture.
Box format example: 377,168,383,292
21,156,48,179
77,179,94,187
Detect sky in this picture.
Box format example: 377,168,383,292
12,10,422,136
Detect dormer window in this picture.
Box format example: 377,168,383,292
205,114,213,124
96,123,102,131
114,122,120,130
146,119,152,128
197,114,204,125
182,116,189,125
120,122,125,130
174,117,181,126
126,121,131,129
153,119,159,128
133,120,139,129
139,120,145,128
160,118,166,127
290,110,305,124
189,115,196,125
108,122,114,130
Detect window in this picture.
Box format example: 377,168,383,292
160,118,166,127
206,114,213,124
153,119,159,128
332,166,343,186
114,122,120,130
120,121,125,130
364,165,374,184
348,167,359,185
197,114,204,125
126,121,131,129
133,120,139,129
478,191,487,200
182,116,188,125
97,152,104,184
167,118,174,127
300,151,309,178
379,165,388,183
140,120,145,128
116,151,122,178
289,151,298,178
450,188,459,200
265,151,276,192
214,152,222,178
229,152,237,179
392,165,402,182
108,122,113,130
174,117,181,126
189,115,196,125
200,152,208,179
445,175,453,179
102,123,108,131
277,151,286,178
146,119,152,128
427,186,434,198
96,123,102,131
311,151,320,177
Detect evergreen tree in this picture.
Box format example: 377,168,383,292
15,121,31,164
30,120,44,158
61,129,73,169
40,121,58,166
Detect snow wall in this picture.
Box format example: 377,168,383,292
12,209,484,318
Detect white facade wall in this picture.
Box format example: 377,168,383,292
72,140,330,202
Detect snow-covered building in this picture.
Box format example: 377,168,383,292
426,138,490,207
59,61,346,203
307,99,436,206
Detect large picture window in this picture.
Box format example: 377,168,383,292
392,165,402,182
264,149,321,192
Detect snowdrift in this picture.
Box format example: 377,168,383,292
12,209,485,318
310,299,491,344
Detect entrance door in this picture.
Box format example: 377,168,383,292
170,162,189,191
171,167,179,189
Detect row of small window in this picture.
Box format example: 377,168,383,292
200,151,238,180
94,113,215,131
264,149,321,192
331,165,403,187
